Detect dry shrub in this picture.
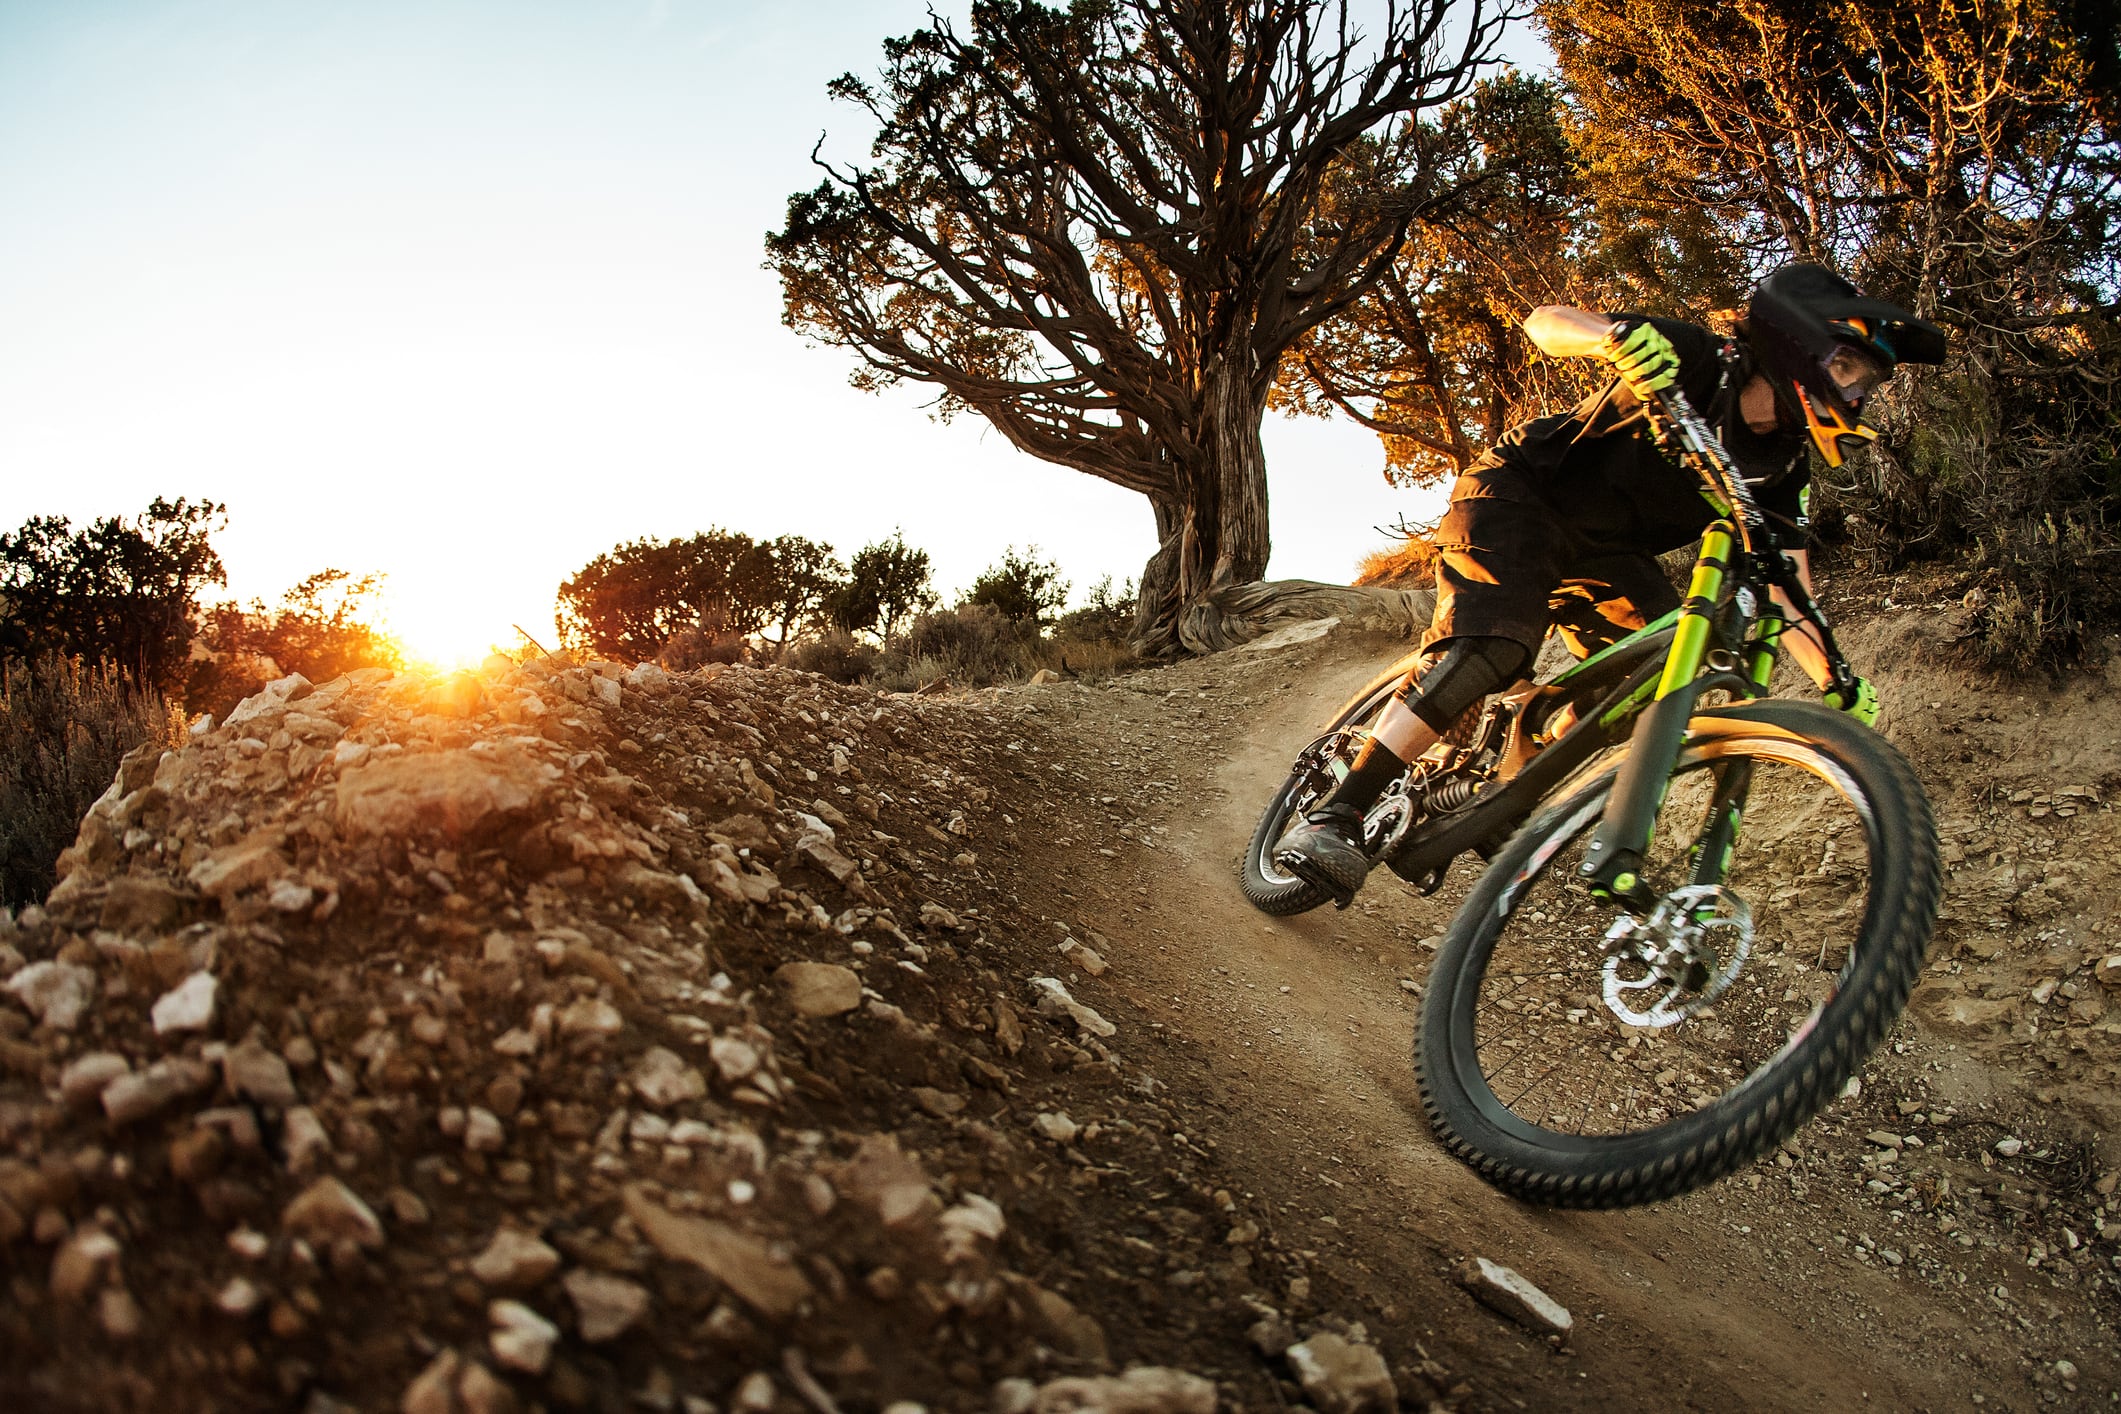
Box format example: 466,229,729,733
1354,536,1440,588
1,657,184,908
1821,351,2121,670
876,604,1040,691
1035,636,1136,682
657,623,750,671
785,631,881,685
1969,513,2121,674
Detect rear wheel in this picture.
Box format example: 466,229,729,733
1415,700,1938,1207
1238,681,1404,916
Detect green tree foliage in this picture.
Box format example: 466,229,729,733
1540,0,2121,663
556,531,852,664
1,656,183,908
756,536,846,662
189,570,403,719
1285,73,1740,485
0,498,226,695
830,532,937,643
1054,574,1140,643
769,0,1505,654
962,546,1069,627
555,530,778,662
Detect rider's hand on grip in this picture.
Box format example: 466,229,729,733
1601,320,1681,403
1824,674,1880,727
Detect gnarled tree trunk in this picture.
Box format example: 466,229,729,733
1131,358,1275,656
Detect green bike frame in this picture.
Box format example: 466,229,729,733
1370,383,1859,907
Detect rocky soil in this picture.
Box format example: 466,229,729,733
1,585,2116,1412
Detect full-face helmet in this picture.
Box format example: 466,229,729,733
1745,264,1948,466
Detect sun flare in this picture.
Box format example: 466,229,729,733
379,595,518,673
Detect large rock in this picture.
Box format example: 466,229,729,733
281,1177,385,1251
488,1300,558,1374
1029,977,1116,1038
630,1047,707,1109
563,1268,650,1342
221,1038,298,1106
151,971,218,1035
1017,1280,1108,1364
833,1134,941,1231
188,835,288,899
335,746,559,840
6,961,97,1031
1285,1332,1398,1413
1028,1367,1216,1413
103,1057,215,1125
99,876,195,933
59,1053,131,1109
774,962,861,1017
1458,1256,1573,1337
469,1227,560,1290
622,1185,811,1319
50,1227,123,1302
225,673,312,728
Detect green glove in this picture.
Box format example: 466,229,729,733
1824,675,1879,727
1601,320,1681,402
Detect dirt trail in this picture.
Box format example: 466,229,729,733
1016,619,2118,1411
4,596,2112,1412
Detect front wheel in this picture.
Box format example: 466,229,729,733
1415,700,1939,1208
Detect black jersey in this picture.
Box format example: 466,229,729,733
1470,315,1812,553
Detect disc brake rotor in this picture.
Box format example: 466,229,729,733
1600,884,1753,1028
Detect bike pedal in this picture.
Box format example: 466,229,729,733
1275,851,1358,910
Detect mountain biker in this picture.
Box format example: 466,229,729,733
1277,262,1947,901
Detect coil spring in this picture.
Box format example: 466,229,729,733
1424,775,1484,813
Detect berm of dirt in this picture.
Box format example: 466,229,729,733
2,575,2117,1411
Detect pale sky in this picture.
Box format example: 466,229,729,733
0,1,1548,665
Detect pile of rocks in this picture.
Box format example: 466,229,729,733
0,658,1217,1412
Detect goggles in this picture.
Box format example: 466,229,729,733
1821,340,1889,407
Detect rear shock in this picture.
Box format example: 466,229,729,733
1423,775,1486,814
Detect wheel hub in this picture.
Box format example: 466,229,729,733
1599,884,1753,1028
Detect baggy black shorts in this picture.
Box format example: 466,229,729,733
1420,469,1681,661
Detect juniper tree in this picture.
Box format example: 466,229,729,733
770,0,1504,654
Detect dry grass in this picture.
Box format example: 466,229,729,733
1355,535,1439,588
1,657,184,908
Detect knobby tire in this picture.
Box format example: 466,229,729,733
1414,700,1939,1208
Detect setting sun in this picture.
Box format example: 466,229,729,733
379,592,517,673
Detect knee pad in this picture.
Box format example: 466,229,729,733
1395,636,1531,732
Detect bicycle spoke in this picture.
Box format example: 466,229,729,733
1458,748,1877,1139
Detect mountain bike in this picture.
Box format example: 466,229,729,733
1239,379,1940,1208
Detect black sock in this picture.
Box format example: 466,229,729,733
1321,737,1408,814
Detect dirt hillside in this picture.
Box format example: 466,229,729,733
1,591,2115,1412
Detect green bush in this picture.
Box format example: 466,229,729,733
1,657,184,909
962,546,1068,626
1053,574,1138,643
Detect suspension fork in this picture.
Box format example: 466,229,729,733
1687,608,1788,888
1578,523,1737,907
